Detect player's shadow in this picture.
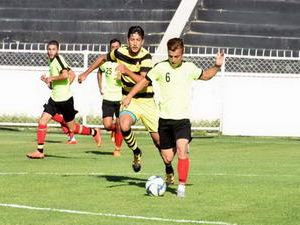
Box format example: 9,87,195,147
97,175,147,189
85,150,112,156
45,140,64,144
0,127,21,132
45,154,74,159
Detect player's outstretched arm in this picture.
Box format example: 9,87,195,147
78,54,106,83
97,71,104,95
122,77,150,107
200,50,224,80
116,64,145,83
68,69,76,84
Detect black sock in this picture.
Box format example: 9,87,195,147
165,163,174,174
133,147,141,155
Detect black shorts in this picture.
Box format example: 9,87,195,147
102,99,121,118
158,118,192,149
43,97,78,122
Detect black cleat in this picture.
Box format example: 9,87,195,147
132,152,142,172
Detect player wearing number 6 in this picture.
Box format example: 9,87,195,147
122,38,224,197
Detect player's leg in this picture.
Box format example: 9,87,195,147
157,118,176,185
27,99,57,159
119,108,141,171
113,118,123,156
176,139,190,197
120,98,143,170
103,116,115,138
61,97,102,147
52,113,77,144
113,102,123,156
174,119,192,197
141,99,175,180
102,100,117,141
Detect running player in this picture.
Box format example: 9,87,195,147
97,39,123,156
122,38,224,197
51,69,78,144
78,26,174,179
26,40,102,159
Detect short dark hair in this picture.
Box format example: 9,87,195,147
47,40,59,49
109,39,121,47
127,26,144,39
167,38,184,51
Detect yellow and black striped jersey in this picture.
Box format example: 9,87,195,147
108,46,154,98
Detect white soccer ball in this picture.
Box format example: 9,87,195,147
145,175,167,196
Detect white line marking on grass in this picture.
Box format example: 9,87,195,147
0,203,237,225
0,172,297,178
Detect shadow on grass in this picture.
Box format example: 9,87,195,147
85,150,112,156
45,140,64,144
45,154,74,159
97,175,147,189
0,127,22,132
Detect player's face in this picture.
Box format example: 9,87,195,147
168,48,184,68
128,33,144,55
47,44,58,59
110,41,120,51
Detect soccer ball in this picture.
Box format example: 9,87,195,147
145,175,167,196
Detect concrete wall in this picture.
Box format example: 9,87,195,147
2,68,300,137
0,68,221,121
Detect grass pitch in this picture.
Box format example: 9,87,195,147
0,128,299,225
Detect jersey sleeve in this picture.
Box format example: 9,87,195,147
140,53,153,74
99,62,106,73
188,62,203,80
108,49,117,62
55,55,70,73
146,64,160,81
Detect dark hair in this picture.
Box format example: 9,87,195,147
109,38,121,47
127,26,144,39
167,38,184,51
47,40,59,48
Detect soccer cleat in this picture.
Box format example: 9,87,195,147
67,136,77,144
177,184,186,198
132,152,142,172
93,128,102,147
112,149,121,157
26,150,45,159
165,173,175,185
67,139,78,144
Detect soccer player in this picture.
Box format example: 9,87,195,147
122,38,224,197
50,69,78,144
97,39,123,156
26,40,102,159
78,26,174,178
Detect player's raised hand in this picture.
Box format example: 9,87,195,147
215,50,225,67
78,72,87,83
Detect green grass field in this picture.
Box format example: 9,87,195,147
0,128,299,225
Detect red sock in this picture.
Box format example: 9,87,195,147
37,124,47,145
74,124,92,135
177,158,190,184
61,126,69,135
52,114,70,135
52,114,64,123
115,131,123,148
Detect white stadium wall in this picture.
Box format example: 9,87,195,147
0,68,221,122
1,64,300,137
0,68,102,118
221,74,300,137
